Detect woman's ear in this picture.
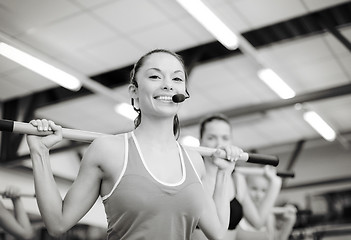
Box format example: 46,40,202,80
128,84,138,98
129,84,140,110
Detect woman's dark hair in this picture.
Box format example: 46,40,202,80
130,49,188,139
199,114,231,140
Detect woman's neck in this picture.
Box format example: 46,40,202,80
133,116,175,144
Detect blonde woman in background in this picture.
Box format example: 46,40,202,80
236,173,297,240
0,186,34,240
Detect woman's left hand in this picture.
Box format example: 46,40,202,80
211,145,243,172
2,186,20,199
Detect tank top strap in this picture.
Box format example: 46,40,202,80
101,133,129,201
178,144,203,186
124,132,156,179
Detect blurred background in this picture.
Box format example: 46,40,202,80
0,0,351,239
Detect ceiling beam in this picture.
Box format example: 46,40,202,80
317,12,351,52
286,140,306,171
242,2,351,48
282,140,306,188
180,83,351,127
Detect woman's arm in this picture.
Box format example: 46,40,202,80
0,188,34,240
267,213,275,240
26,120,104,237
187,147,238,240
274,204,297,240
239,167,282,228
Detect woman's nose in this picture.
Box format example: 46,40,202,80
162,78,173,90
217,139,226,148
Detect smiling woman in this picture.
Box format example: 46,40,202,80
129,49,189,139
25,49,243,240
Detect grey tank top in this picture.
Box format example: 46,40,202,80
102,132,206,240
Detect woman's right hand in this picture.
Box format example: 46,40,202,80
26,119,63,152
264,165,282,186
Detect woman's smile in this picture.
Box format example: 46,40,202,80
154,95,174,103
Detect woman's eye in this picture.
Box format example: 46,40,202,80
149,75,160,79
173,77,184,82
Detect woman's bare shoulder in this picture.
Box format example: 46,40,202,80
90,133,126,150
82,133,127,164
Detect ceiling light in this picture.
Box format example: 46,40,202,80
303,110,336,141
176,0,239,50
257,68,296,99
0,42,81,91
114,103,138,121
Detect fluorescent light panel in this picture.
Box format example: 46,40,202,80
176,0,239,50
0,42,81,91
257,68,296,99
303,111,336,141
114,103,138,121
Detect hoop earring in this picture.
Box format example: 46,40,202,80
131,98,140,112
